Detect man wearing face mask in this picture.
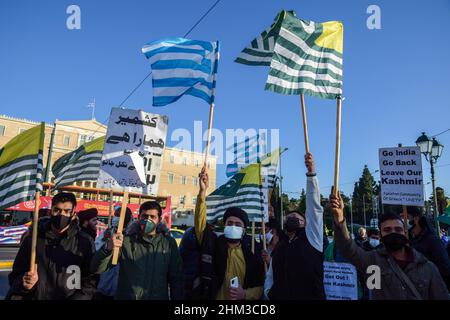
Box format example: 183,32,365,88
408,206,450,290
329,194,449,300
7,192,97,300
195,167,265,300
267,153,325,300
90,201,182,300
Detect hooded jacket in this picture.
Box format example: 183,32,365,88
7,219,97,300
90,221,183,300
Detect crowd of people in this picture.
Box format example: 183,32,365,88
5,153,450,300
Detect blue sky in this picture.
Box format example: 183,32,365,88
1,0,450,199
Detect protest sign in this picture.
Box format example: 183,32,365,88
379,146,424,206
97,107,168,195
323,262,358,300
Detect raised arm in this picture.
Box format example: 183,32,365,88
329,193,374,273
194,166,208,245
304,153,324,252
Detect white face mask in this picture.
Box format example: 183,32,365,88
224,225,244,240
369,238,380,248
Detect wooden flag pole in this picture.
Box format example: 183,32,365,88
107,189,114,229
203,103,215,168
333,96,342,197
112,191,129,265
29,191,40,272
300,94,310,153
402,205,409,239
261,215,268,273
251,221,255,254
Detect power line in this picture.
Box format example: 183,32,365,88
432,128,450,138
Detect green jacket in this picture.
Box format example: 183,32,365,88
90,223,182,300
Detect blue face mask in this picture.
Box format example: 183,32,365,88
224,225,243,240
140,219,156,235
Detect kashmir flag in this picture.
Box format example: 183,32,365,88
142,38,220,106
52,136,105,188
236,10,343,99
260,148,280,188
206,163,263,223
0,123,44,210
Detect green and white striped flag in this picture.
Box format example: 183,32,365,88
0,123,44,210
236,10,343,99
206,163,263,223
52,136,105,188
235,11,291,66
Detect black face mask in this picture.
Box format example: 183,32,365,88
50,215,71,231
285,217,300,233
381,232,409,252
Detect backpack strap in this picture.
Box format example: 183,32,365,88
387,256,423,300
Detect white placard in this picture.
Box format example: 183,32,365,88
379,146,424,206
97,107,168,195
323,262,358,300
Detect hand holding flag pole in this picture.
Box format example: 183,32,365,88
112,191,129,265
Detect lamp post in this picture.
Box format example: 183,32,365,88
416,132,444,235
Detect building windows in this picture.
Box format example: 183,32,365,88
180,195,186,205
192,197,197,205
207,161,211,169
182,157,187,166
79,134,94,146
168,173,174,184
193,176,199,186
181,176,187,185
170,154,175,164
63,135,70,146
18,128,27,134
195,159,200,167
0,125,5,136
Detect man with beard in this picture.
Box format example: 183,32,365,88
329,194,449,300
78,208,98,240
195,167,265,300
7,192,97,300
267,152,325,300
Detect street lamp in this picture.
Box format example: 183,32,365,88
416,132,444,235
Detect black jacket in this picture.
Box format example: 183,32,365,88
269,228,325,300
7,219,97,300
409,224,450,290
212,234,265,299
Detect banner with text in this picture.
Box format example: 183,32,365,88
324,262,358,300
97,107,168,195
379,146,424,206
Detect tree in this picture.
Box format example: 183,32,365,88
352,165,377,226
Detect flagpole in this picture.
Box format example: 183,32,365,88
261,215,268,273
203,103,215,169
29,191,40,272
251,221,255,254
107,189,114,229
112,190,129,265
300,94,310,153
333,96,342,197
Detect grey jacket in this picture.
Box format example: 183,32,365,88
333,219,450,300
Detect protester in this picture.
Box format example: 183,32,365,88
362,228,381,251
7,192,97,300
355,227,368,248
78,208,98,240
408,206,450,290
262,218,284,300
329,194,450,300
266,153,325,300
93,207,133,300
90,201,182,300
194,167,265,300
